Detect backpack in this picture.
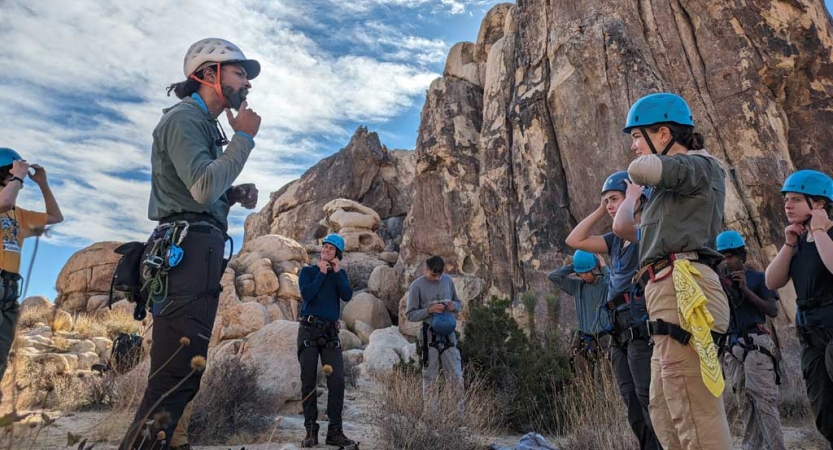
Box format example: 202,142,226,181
110,332,143,374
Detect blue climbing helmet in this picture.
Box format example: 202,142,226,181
623,93,694,132
0,148,23,167
601,171,629,195
572,250,598,274
322,233,345,253
432,311,457,336
716,230,746,252
623,93,694,156
781,170,833,202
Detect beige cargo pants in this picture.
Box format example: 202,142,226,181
722,333,786,450
644,262,732,450
170,400,193,448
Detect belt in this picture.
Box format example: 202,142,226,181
160,212,226,234
797,297,833,310
647,318,724,346
299,315,338,329
635,252,713,289
624,322,650,342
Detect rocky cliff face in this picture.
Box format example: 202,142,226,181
250,0,832,306
244,127,415,248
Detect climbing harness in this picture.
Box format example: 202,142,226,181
142,221,190,307
421,322,457,369
299,316,342,351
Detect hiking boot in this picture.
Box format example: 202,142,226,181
325,427,356,446
301,423,319,447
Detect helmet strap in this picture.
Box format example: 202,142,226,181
660,136,678,156
190,63,228,110
640,127,659,155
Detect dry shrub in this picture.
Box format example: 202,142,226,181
111,360,150,411
559,362,637,450
371,367,504,450
99,308,144,339
16,305,52,329
72,313,109,340
188,356,277,444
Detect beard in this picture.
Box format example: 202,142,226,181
222,85,248,110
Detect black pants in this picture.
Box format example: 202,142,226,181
119,226,225,450
297,322,345,430
800,326,833,445
610,308,662,450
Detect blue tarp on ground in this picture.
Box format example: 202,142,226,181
489,432,558,450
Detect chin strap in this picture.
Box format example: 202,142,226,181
640,127,677,155
190,62,228,109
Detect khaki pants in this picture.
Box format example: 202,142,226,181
722,333,785,450
170,400,193,448
644,262,732,450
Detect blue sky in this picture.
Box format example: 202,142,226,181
3,0,506,300
6,0,833,300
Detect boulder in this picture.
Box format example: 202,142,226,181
69,340,97,354
379,252,399,265
339,329,363,351
243,127,415,244
75,352,100,371
342,292,392,331
473,3,513,62
253,266,280,296
241,320,303,407
366,265,402,316
398,293,422,338
444,42,485,87
20,296,51,311
353,320,374,345
343,349,364,368
321,199,385,253
86,295,109,312
229,235,309,275
236,274,256,297
55,242,123,313
360,327,410,377
219,301,271,340
91,337,113,357
277,273,301,301
340,252,389,291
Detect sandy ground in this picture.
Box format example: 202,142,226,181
2,390,829,450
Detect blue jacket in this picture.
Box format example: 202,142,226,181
298,265,353,322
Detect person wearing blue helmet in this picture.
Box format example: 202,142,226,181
548,250,612,372
0,147,63,386
566,171,660,450
766,169,833,444
297,233,355,447
405,256,464,400
715,230,784,450
624,93,732,449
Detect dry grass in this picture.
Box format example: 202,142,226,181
370,367,505,450
188,356,277,444
16,305,52,329
558,361,637,450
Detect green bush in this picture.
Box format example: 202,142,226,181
462,297,571,433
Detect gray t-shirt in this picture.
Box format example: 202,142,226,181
405,274,462,328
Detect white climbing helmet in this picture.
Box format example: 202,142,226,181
183,38,261,80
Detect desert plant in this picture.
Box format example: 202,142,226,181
559,361,637,450
187,356,277,444
520,291,538,338
544,293,561,337
462,297,571,433
371,366,503,450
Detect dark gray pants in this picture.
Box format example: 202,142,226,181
611,338,662,450
119,227,225,450
801,329,833,445
0,302,19,382
297,323,345,430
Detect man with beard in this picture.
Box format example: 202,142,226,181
120,38,261,450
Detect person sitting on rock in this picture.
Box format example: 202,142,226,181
548,250,612,373
405,256,464,400
766,169,833,446
716,230,785,450
565,172,660,450
297,233,355,448
0,147,63,386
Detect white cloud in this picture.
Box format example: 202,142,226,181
0,0,446,245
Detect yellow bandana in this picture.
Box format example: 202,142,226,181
672,259,725,397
